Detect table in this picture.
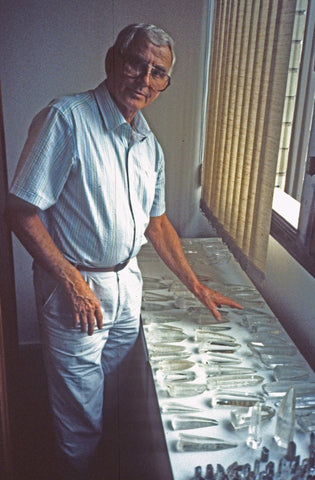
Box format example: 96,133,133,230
137,238,315,480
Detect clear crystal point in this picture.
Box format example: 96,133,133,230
160,401,200,414
176,433,237,452
156,369,196,386
230,405,275,430
246,402,262,449
274,386,296,448
166,382,207,397
171,414,218,430
210,391,265,408
207,374,263,390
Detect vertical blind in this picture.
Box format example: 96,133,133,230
201,0,296,276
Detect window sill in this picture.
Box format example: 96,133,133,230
272,187,300,229
270,210,315,278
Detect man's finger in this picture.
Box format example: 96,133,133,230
95,307,103,330
211,305,222,322
80,313,88,333
87,315,95,336
73,312,80,329
226,299,243,310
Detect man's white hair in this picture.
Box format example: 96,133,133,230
108,23,176,74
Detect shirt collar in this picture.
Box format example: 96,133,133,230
94,80,151,139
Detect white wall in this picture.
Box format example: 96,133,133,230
0,0,214,343
262,236,315,370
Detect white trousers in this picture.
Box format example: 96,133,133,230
33,258,142,479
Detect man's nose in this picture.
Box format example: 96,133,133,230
138,65,152,85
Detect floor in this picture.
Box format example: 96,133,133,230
10,332,173,480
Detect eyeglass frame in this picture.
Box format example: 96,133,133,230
121,54,171,92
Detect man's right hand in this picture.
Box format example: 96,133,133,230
62,267,103,335
6,194,103,335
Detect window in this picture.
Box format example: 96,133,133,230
271,0,315,277
200,0,298,282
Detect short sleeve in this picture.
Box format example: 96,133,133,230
149,139,166,217
10,105,75,210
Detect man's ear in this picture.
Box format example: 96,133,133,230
105,46,115,75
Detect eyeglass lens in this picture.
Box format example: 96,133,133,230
123,57,170,91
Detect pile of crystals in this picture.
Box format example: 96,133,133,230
189,434,315,479
239,309,315,429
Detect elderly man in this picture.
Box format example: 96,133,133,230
6,24,241,479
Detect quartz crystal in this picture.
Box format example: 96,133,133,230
207,374,264,390
201,245,232,264
146,328,188,343
259,353,304,369
194,330,236,343
248,343,297,357
150,353,192,368
225,284,257,294
238,305,267,315
241,315,277,330
193,314,231,325
201,353,242,365
142,290,174,301
199,342,241,354
174,296,198,309
273,364,310,381
142,300,176,311
262,381,315,398
160,402,200,414
248,325,282,335
274,386,296,448
230,405,275,430
166,382,207,397
155,358,195,372
156,370,197,386
176,433,237,452
149,343,188,357
142,276,172,290
297,412,315,432
204,464,214,480
210,391,266,408
232,291,262,301
171,414,218,430
248,334,291,346
190,465,205,480
188,306,230,317
141,309,186,324
246,402,262,449
237,298,265,308
194,325,232,333
202,365,256,377
294,396,315,410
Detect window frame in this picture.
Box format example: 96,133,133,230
270,210,315,277
271,0,315,278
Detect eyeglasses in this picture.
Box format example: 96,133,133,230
122,55,171,92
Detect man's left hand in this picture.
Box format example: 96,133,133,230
192,283,243,321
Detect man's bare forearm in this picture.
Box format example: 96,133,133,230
5,194,103,334
5,194,76,281
145,213,201,294
145,213,243,320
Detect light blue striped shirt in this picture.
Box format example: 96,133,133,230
10,81,166,266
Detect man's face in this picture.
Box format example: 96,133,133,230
106,36,172,123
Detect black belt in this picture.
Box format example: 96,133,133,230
75,259,129,273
